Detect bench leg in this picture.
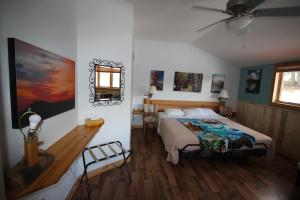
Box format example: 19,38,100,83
81,151,91,200
85,169,91,200
121,151,132,183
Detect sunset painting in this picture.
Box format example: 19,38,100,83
8,38,75,128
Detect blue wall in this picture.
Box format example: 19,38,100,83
238,65,274,105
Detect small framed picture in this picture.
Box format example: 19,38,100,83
246,69,262,94
211,74,225,93
150,70,164,91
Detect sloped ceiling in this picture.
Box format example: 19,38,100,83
127,0,300,66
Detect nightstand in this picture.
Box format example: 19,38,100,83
228,111,237,121
143,112,158,135
132,109,143,129
219,106,237,121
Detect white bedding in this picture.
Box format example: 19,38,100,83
157,113,273,164
157,111,226,132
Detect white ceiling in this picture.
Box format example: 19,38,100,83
127,0,300,66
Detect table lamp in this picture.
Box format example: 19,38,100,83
218,89,230,116
219,89,229,101
148,85,157,98
18,108,42,167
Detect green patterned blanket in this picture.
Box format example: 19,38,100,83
177,118,255,152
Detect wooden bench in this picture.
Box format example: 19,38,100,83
7,125,102,199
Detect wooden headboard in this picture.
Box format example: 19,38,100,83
143,98,223,112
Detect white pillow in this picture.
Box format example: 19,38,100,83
194,108,220,117
164,108,184,117
183,109,199,117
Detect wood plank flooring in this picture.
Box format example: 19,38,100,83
73,129,300,200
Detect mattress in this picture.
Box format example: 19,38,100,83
158,116,273,164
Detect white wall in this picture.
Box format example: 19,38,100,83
0,0,78,199
76,0,134,168
0,0,133,199
132,39,240,110
0,0,78,167
0,2,6,197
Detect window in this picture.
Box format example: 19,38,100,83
272,62,300,108
95,65,121,88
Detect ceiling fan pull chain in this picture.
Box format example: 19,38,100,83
242,34,246,49
242,28,249,49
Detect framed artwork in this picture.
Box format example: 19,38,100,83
246,69,262,94
150,70,164,91
211,74,225,93
8,38,75,128
173,71,203,93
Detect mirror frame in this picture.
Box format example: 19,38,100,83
89,58,125,106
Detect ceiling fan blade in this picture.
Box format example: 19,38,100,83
195,18,231,32
192,5,229,15
253,7,300,17
247,0,266,11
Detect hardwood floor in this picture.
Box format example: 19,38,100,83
73,129,300,200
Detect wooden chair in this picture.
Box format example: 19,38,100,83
143,104,158,135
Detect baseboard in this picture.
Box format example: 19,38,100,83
65,158,131,200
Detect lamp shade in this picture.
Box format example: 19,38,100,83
149,85,157,94
226,15,253,31
219,89,229,99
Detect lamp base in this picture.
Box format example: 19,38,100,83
24,136,39,168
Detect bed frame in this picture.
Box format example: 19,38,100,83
178,143,268,162
144,98,270,161
144,98,223,112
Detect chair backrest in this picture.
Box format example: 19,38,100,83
144,103,158,116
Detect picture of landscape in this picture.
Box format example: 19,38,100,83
173,71,203,93
8,38,75,128
211,74,225,93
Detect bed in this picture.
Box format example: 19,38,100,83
144,99,273,165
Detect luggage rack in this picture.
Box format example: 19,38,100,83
80,141,132,200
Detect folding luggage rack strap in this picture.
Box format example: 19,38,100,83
80,141,132,200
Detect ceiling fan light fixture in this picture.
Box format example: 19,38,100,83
226,15,253,31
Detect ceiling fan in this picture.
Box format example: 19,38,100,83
193,0,300,32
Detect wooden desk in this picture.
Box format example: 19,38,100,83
143,113,158,134
7,125,102,199
132,109,143,115
132,109,143,129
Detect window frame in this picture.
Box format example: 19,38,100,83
95,65,121,89
271,62,300,110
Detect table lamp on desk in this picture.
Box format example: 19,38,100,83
144,85,157,111
219,89,229,105
219,89,230,115
18,108,42,167
148,85,157,98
